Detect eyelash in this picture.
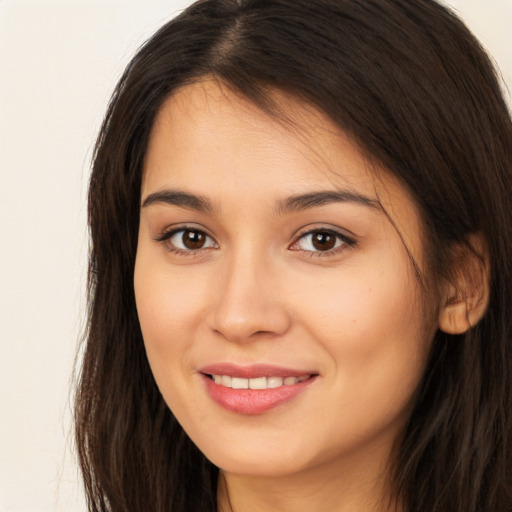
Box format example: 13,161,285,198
155,226,217,257
155,226,356,258
290,227,355,257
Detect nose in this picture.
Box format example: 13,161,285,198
208,250,292,343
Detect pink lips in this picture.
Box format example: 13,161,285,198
199,363,317,415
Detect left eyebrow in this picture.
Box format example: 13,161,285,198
276,190,381,214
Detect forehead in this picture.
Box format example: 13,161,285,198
144,79,373,191
142,79,425,260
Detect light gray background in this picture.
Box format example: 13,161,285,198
0,1,510,511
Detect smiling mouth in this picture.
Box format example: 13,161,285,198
207,374,312,389
201,370,318,414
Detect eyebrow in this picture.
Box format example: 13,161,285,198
141,188,381,214
276,190,381,214
142,190,214,213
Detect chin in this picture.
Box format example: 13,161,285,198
210,451,309,478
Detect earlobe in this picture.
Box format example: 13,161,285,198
438,234,490,335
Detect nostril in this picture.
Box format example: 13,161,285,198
251,330,274,337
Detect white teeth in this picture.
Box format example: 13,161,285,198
231,377,249,389
211,374,310,389
249,377,267,390
268,377,284,388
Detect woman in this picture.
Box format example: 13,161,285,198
75,0,512,511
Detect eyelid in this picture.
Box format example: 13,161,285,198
154,223,356,257
155,225,218,255
289,225,356,255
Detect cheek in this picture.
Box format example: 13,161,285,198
295,256,423,345
134,256,213,420
133,248,209,391
134,246,207,336
292,256,431,411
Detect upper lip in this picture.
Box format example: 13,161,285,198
199,363,317,379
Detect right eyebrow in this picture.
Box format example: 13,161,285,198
141,189,215,214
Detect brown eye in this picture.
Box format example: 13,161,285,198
311,232,336,251
166,229,217,252
182,230,206,249
293,229,349,254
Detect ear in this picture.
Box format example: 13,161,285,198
438,233,490,335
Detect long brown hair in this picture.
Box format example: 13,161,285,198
75,1,512,510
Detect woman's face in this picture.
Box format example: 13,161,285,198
134,81,438,479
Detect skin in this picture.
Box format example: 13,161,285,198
134,80,441,512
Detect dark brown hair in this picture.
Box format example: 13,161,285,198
75,1,512,510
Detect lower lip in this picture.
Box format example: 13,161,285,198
202,374,316,415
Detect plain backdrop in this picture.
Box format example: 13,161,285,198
0,1,510,511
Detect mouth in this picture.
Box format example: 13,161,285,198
206,374,311,389
199,364,318,415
